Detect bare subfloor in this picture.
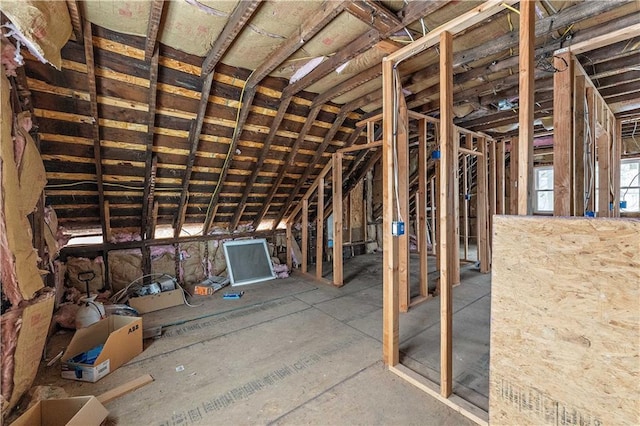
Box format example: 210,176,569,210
34,251,490,425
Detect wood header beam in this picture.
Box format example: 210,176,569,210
201,0,262,75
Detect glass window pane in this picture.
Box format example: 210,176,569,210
536,191,553,212
620,160,640,188
622,189,640,213
536,168,553,190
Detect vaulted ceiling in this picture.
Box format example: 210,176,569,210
2,0,639,238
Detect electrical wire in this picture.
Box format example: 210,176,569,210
391,67,404,224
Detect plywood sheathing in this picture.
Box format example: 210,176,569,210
490,216,640,425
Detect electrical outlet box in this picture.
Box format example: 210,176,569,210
391,221,405,236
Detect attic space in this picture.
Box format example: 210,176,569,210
1,1,639,425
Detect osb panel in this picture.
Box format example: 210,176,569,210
490,216,640,425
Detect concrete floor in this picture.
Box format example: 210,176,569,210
34,251,490,425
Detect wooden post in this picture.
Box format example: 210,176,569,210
332,152,344,286
477,138,490,273
488,140,497,247
418,119,428,298
382,57,399,366
439,30,454,398
553,50,574,216
573,75,586,216
302,199,308,274
462,150,469,260
496,141,506,214
398,94,410,313
429,176,437,255
316,178,325,279
518,0,535,215
104,200,112,243
509,137,519,214
286,222,293,270
613,118,622,217
597,126,611,218
586,88,596,214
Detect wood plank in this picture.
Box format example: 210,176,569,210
141,48,159,239
312,64,381,108
174,120,198,237
553,51,574,216
613,118,622,217
488,140,496,248
346,1,403,34
252,105,321,228
332,152,344,287
597,126,611,217
381,57,399,366
390,365,489,425
398,93,409,313
439,30,454,398
201,0,262,75
429,177,436,255
83,21,107,239
417,119,428,298
316,177,325,280
490,216,640,425
97,374,154,404
230,97,292,230
517,0,534,216
145,0,165,60
301,199,308,274
564,22,640,55
509,137,518,215
245,1,347,88
337,140,382,153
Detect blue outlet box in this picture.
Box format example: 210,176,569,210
391,221,405,236
431,150,441,160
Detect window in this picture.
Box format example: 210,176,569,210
621,158,640,213
534,166,554,213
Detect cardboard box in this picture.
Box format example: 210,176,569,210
128,289,184,314
11,396,108,426
61,315,142,383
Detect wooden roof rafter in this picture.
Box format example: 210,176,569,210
65,0,83,44
141,47,160,239
251,105,323,229
174,72,214,238
144,0,165,61
83,21,108,240
201,0,263,76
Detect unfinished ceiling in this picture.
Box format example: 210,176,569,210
1,0,639,237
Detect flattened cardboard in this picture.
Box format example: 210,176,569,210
11,396,108,426
61,316,142,383
128,289,183,314
7,295,55,411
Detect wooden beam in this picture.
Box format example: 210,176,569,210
346,1,403,34
597,127,611,217
286,222,293,270
150,201,159,239
231,97,292,230
565,22,640,55
273,111,349,228
477,138,490,273
202,88,257,234
174,120,199,238
417,119,428,299
316,177,325,279
337,140,382,153
145,0,165,61
252,105,321,228
104,200,112,243
245,1,347,88
332,152,344,287
387,0,517,64
141,47,160,239
518,0,534,216
311,64,381,108
66,0,83,43
509,137,519,215
573,74,586,216
97,374,154,405
301,198,309,274
553,51,573,216
285,162,333,225
201,0,262,75
398,93,410,313
83,21,108,239
488,140,497,246
381,57,399,366
439,30,454,398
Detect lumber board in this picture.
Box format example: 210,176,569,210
97,374,154,404
490,216,640,425
417,119,428,298
518,0,534,215
398,94,410,313
315,177,324,280
553,51,573,216
332,152,344,287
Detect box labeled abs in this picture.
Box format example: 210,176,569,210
61,315,142,382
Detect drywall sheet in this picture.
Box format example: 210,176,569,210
6,292,55,414
490,216,640,425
